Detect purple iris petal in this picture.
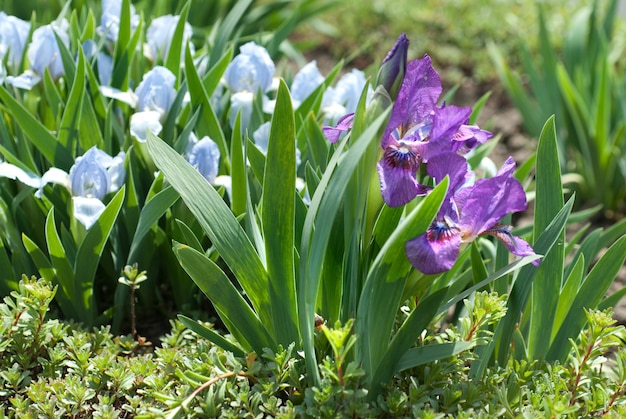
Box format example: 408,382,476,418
382,55,441,149
424,105,472,160
406,219,461,275
452,124,493,153
377,149,430,207
484,225,540,266
322,113,355,143
457,169,527,239
426,152,471,210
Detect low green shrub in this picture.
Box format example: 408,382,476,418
2,277,625,417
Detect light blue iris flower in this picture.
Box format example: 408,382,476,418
223,42,275,129
263,60,324,114
185,133,220,183
252,122,301,168
321,68,369,124
146,14,194,62
0,12,30,73
7,20,69,89
67,147,126,229
0,147,125,229
82,40,113,86
135,66,177,116
28,20,70,80
99,0,140,42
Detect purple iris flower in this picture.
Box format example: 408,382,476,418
377,54,471,207
405,156,539,275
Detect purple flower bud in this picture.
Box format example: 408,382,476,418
375,33,409,100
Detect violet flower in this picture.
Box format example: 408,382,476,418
405,156,539,275
377,55,471,207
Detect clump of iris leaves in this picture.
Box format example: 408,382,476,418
0,0,625,417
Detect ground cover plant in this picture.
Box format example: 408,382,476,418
0,0,625,417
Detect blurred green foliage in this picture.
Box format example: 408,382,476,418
298,0,594,83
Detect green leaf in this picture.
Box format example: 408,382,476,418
396,341,473,372
178,314,245,357
0,86,73,170
358,178,448,380
58,46,86,154
230,112,246,216
497,195,573,365
172,219,203,253
298,109,390,385
208,0,253,68
527,115,564,360
262,80,298,346
184,44,228,168
164,0,191,82
547,234,626,361
551,254,584,341
74,187,126,326
202,46,233,97
127,186,180,264
174,243,276,354
146,131,271,326
45,209,75,302
22,233,74,318
369,287,449,396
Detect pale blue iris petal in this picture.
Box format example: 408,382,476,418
186,136,220,183
135,66,176,116
0,162,43,188
99,0,140,41
224,42,274,93
146,14,193,61
73,196,106,230
252,122,271,154
0,12,30,72
229,91,254,130
69,150,109,200
130,111,163,142
27,20,69,80
291,60,324,105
